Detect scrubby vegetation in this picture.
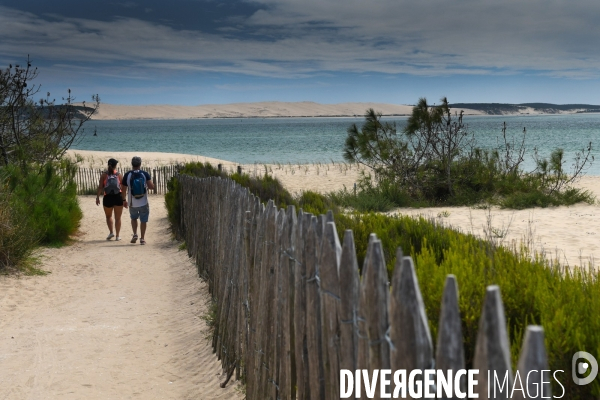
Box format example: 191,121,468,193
0,59,97,271
167,164,600,398
5,161,82,244
0,181,36,269
166,161,328,234
342,99,595,210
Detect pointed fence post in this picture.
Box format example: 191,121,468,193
319,221,342,400
357,234,378,381
473,285,513,400
389,251,434,398
305,216,325,400
363,239,391,399
435,275,466,398
512,326,551,400
293,210,306,400
339,230,360,373
279,205,297,400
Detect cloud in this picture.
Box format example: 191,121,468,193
1,1,600,80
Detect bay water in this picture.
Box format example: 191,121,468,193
73,114,600,175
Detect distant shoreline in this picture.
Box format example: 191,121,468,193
88,112,600,121
83,101,600,121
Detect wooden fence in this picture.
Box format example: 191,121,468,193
177,174,552,400
74,165,179,195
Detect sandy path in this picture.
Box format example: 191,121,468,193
0,196,243,400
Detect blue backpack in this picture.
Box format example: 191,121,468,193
130,171,147,199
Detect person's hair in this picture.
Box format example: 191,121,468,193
108,158,118,174
132,156,142,168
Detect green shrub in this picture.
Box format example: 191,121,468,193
296,190,337,215
165,162,226,235
177,161,227,179
0,186,37,269
4,161,82,245
231,172,294,209
166,163,297,236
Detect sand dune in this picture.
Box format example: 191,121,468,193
88,101,486,120
86,101,595,121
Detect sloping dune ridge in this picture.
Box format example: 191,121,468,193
89,101,485,120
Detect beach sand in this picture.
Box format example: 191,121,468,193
67,149,600,268
0,196,243,399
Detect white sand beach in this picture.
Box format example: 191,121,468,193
68,150,600,268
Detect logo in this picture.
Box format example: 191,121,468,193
572,351,598,385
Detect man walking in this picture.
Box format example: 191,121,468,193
122,156,155,245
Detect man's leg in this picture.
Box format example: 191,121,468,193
139,205,150,244
130,206,139,243
131,218,138,235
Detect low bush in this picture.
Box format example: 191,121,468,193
0,160,82,270
4,161,82,245
336,154,594,212
166,163,297,236
0,185,37,269
296,190,337,215
230,172,294,209
165,162,226,232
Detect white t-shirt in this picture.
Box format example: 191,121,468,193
123,169,152,208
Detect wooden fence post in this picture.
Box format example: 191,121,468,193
293,210,309,400
473,285,513,400
513,326,551,400
305,215,325,400
390,251,434,396
339,230,360,374
277,205,297,400
435,274,466,397
319,221,342,400
357,233,378,395
363,239,391,399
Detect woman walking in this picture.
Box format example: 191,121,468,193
95,158,127,241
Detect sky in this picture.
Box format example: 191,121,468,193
1,0,600,106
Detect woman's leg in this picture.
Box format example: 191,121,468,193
113,206,124,238
103,206,114,234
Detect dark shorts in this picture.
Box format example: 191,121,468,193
103,193,124,208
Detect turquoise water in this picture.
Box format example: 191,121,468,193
73,114,600,174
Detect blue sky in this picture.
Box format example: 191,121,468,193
1,0,600,105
